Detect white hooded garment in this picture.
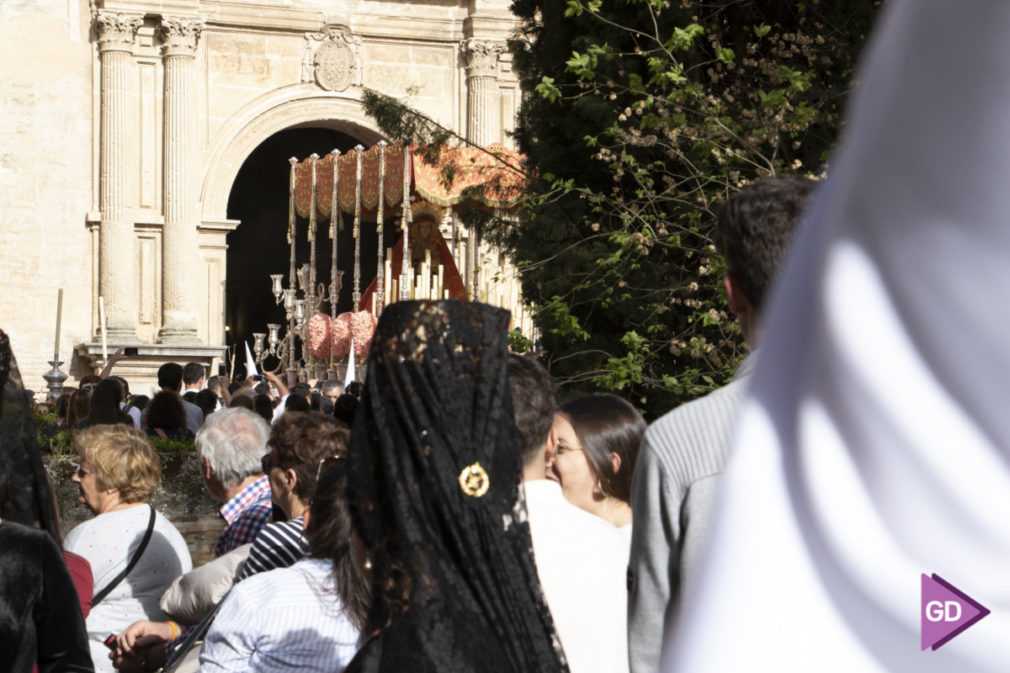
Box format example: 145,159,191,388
666,2,1010,671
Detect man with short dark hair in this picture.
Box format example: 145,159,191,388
510,354,630,673
183,362,204,395
158,362,205,435
627,175,814,673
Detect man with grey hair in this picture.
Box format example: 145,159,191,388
195,407,273,557
319,379,343,414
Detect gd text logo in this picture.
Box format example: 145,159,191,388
920,573,989,651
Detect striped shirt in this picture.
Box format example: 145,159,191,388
200,557,361,672
237,516,308,581
215,476,272,557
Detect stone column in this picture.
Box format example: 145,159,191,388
96,11,143,339
158,17,204,343
462,38,505,147
462,38,505,294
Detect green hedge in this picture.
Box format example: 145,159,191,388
32,404,195,454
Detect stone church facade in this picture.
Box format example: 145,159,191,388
1,0,521,389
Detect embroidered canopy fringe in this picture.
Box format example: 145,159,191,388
292,143,526,220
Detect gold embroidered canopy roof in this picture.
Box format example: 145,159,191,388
292,142,526,220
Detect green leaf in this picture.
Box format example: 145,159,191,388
565,51,598,80
668,23,705,51
717,47,735,64
780,66,812,92
754,24,772,38
535,76,562,103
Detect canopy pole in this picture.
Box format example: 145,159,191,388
286,157,298,383
307,153,319,317
376,140,387,312
400,140,412,301
352,144,364,312
329,148,341,378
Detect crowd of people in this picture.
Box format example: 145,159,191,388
4,3,1009,671
3,167,806,673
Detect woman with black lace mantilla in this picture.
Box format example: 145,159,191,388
0,329,94,672
345,300,569,673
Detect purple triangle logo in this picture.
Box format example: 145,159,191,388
921,573,990,651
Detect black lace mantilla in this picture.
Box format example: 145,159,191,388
0,329,59,539
346,301,568,673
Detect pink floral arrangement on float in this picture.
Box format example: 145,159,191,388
306,313,333,360
306,311,376,361
333,311,376,359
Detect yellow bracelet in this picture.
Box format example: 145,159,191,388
167,621,179,641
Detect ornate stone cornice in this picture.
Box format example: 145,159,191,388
462,38,505,77
95,11,143,53
159,17,205,56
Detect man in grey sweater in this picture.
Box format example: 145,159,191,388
627,175,815,673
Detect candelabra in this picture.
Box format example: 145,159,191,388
250,269,311,384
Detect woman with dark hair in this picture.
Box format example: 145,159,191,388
344,301,567,673
65,388,92,430
551,394,644,539
199,460,367,671
77,378,132,429
143,391,194,441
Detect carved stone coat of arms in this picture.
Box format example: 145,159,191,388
302,24,362,92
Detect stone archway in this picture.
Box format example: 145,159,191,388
224,126,366,368
200,85,385,222
197,87,389,357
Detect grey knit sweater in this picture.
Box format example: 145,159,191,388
627,352,757,673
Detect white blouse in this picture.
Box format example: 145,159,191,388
65,505,192,673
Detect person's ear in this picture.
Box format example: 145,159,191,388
544,425,559,466
284,468,298,491
201,456,212,481
609,452,622,476
724,272,752,318
547,425,559,452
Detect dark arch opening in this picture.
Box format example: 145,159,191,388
225,126,398,376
